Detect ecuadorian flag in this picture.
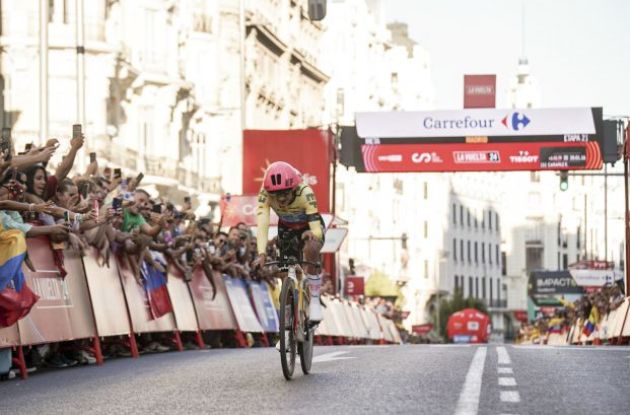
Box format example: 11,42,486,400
582,306,600,337
0,223,39,327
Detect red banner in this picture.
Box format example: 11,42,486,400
243,129,333,212
411,323,434,335
361,141,602,172
464,74,496,108
344,276,365,296
220,194,279,227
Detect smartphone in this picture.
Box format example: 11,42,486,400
112,197,122,210
89,152,96,163
135,172,144,185
185,250,193,262
79,182,89,199
113,168,122,179
1,128,12,161
152,203,162,214
72,124,82,139
184,196,191,204
25,143,33,152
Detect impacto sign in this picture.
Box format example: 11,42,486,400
356,108,597,139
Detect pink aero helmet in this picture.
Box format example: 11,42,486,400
263,161,301,192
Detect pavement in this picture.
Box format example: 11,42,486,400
1,343,629,414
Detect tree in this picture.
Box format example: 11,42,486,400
428,288,488,340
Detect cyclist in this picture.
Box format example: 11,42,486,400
252,161,324,323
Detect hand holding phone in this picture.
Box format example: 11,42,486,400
71,124,84,149
113,168,122,179
112,197,122,211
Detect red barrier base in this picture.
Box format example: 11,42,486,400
91,337,104,366
12,346,27,380
126,333,140,358
195,330,205,349
173,331,184,352
234,330,248,348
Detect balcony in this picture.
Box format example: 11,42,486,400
486,299,507,309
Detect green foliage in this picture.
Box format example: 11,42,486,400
364,269,399,298
428,288,488,340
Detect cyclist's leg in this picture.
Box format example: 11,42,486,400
301,226,324,323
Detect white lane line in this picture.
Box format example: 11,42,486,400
500,391,521,403
513,345,629,351
498,367,513,374
498,377,517,387
312,351,356,363
454,346,487,415
497,346,511,365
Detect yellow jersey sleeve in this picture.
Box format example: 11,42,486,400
301,186,324,241
256,190,271,254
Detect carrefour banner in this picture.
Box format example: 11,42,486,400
356,108,598,139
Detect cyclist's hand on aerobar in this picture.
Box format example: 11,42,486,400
252,253,266,269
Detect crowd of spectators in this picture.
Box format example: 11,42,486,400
0,127,285,372
517,283,626,344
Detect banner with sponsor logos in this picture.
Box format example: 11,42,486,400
242,129,333,212
356,108,598,139
18,239,97,345
360,141,602,172
248,281,279,333
344,108,604,172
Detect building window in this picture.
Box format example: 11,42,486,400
489,278,493,302
496,212,500,232
467,241,471,263
482,244,485,263
468,276,473,297
460,206,464,224
454,275,459,291
563,253,568,269
497,279,501,301
482,277,486,299
460,240,464,261
501,251,507,276
488,211,493,230
467,210,471,227
481,211,485,229
474,210,478,229
488,243,492,264
577,226,581,249
474,242,478,263
475,277,479,298
496,245,500,267
453,203,457,225
424,221,428,239
453,239,457,262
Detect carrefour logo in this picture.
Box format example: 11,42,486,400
501,112,531,131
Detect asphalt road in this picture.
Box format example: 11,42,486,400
1,344,629,414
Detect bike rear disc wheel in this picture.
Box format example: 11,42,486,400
279,278,297,380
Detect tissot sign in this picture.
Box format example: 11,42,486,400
344,107,604,172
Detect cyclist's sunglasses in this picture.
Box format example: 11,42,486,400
270,188,293,197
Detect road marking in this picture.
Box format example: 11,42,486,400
498,377,517,386
513,345,630,351
454,346,487,415
497,346,511,365
498,367,513,374
312,351,356,363
429,344,472,348
500,391,521,403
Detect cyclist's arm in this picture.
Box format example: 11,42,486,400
256,191,271,254
304,187,323,241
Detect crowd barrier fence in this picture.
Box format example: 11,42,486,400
0,238,401,380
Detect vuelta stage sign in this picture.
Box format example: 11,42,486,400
347,107,604,172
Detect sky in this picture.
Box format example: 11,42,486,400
384,0,630,117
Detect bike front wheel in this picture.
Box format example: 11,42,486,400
299,325,314,374
279,277,297,380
